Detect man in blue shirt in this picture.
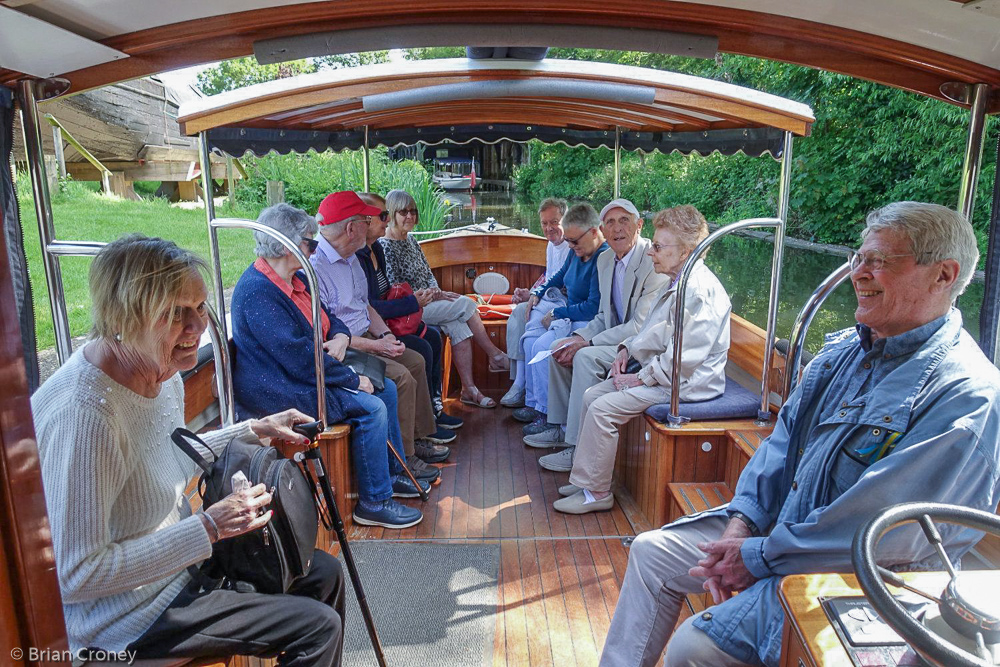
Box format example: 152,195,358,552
601,202,1000,667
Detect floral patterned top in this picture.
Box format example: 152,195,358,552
378,235,439,291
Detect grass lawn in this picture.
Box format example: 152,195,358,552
16,186,260,350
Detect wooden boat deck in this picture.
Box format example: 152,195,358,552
346,398,639,667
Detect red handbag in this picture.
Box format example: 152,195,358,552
385,283,426,338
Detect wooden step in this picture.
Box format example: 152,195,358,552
724,428,770,490
666,482,734,523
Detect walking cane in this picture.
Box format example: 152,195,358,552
292,421,388,667
386,440,430,502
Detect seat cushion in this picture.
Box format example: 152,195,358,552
645,380,759,422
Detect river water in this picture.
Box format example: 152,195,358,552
441,192,985,353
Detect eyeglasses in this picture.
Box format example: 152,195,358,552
304,238,319,254
564,228,594,247
378,210,389,222
651,242,683,253
848,249,924,271
397,208,419,218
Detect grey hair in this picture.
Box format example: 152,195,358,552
254,203,318,258
538,197,568,217
561,203,602,231
862,201,979,297
385,189,417,221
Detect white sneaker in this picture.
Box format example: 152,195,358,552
500,385,525,408
538,446,574,472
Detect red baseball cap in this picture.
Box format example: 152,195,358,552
316,191,382,226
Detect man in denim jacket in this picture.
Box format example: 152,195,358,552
601,202,1000,667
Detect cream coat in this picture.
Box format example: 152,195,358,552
623,259,731,401
574,237,669,347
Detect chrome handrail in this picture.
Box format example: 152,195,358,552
782,261,852,399
666,217,783,427
210,219,328,429
203,302,236,426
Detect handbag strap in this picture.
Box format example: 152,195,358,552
171,428,215,475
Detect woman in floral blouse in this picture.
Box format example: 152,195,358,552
379,189,508,408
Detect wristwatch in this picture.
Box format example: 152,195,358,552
376,331,391,339
728,511,761,537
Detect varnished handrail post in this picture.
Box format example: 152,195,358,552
957,83,990,221
362,124,371,192
613,125,621,199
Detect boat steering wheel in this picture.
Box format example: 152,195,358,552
852,502,1000,667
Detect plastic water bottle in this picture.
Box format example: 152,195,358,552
231,470,251,494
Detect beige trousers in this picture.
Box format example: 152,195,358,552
547,343,617,445
569,378,670,493
361,334,437,456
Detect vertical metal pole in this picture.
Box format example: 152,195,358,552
226,157,236,209
758,131,793,423
362,125,371,192
199,133,227,343
613,126,621,199
51,124,66,179
958,83,990,221
17,80,73,364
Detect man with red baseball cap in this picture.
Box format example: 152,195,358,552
311,191,454,482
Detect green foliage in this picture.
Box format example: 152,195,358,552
234,149,454,228
513,49,997,260
404,47,466,60
314,51,390,69
196,57,316,95
196,52,391,96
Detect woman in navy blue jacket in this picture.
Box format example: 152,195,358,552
356,193,461,429
232,204,425,529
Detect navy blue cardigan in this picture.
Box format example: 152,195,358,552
231,263,366,424
355,242,420,320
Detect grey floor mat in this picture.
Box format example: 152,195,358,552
339,541,501,667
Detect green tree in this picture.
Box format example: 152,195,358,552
314,51,390,69
196,57,316,95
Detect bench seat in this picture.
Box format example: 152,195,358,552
645,379,760,423
667,482,734,523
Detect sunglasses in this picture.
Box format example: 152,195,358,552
378,210,389,222
397,208,419,218
304,238,319,254
564,228,594,246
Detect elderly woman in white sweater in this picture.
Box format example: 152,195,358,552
31,235,346,666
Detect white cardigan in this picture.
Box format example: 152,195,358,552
31,348,257,652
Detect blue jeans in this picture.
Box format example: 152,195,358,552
345,379,404,503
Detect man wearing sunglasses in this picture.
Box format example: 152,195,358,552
310,191,455,484
602,202,1000,667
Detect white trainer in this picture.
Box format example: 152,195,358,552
500,384,525,408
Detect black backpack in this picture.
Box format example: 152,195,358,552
171,428,319,594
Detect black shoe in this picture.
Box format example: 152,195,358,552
436,412,464,430
406,455,442,483
415,440,451,463
353,500,423,529
392,476,431,498
425,426,457,444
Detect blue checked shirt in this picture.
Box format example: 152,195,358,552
692,309,1000,666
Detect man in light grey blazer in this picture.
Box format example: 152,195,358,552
525,199,670,471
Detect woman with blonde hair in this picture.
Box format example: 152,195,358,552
32,234,347,665
379,188,509,408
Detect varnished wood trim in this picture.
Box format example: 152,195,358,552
3,2,998,111
0,199,69,658
420,233,547,270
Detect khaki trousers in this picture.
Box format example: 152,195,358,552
547,343,617,445
569,378,669,493
360,335,437,456
600,515,751,667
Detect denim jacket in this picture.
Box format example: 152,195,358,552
692,309,1000,665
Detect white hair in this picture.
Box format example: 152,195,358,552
862,201,979,297
254,204,318,258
